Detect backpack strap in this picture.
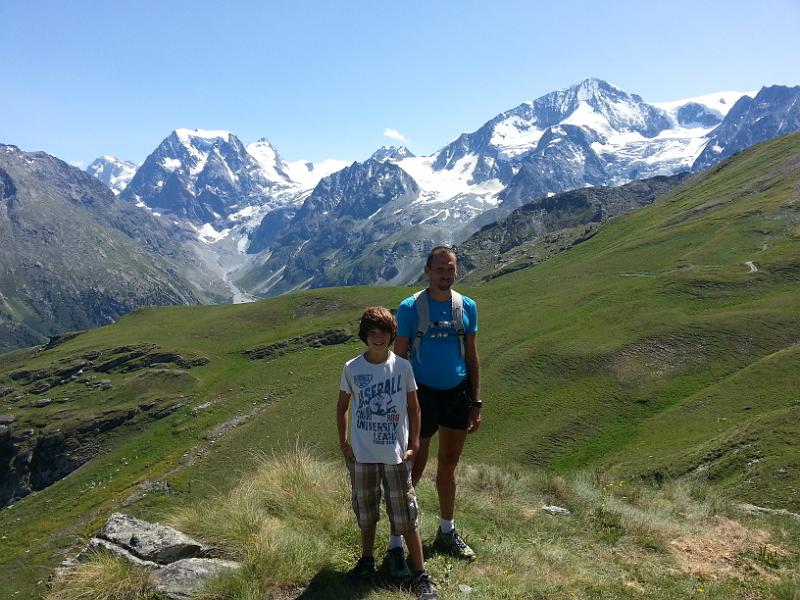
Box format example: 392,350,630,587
411,290,429,365
451,290,466,358
410,289,466,363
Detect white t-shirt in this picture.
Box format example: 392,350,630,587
340,351,418,464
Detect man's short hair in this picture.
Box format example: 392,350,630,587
358,306,397,344
425,245,457,268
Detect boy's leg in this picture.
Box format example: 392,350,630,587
347,460,382,570
360,525,376,558
404,527,425,573
381,462,418,580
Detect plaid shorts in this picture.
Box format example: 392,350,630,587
346,460,419,532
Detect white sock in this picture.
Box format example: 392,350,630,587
439,518,454,533
388,534,404,550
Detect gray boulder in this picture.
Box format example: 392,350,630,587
542,505,572,516
149,558,241,599
99,513,214,564
68,537,161,569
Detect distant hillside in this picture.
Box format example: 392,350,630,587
0,145,230,352
457,173,690,282
1,133,799,598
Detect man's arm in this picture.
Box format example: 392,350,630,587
405,389,420,461
465,332,481,433
394,299,414,359
394,336,410,359
336,390,355,460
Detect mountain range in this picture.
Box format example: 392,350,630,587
85,80,800,300
1,78,798,351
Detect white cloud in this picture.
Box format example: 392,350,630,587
383,128,408,143
69,160,85,168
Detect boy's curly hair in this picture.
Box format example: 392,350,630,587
358,306,397,344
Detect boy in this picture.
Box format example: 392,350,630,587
337,306,438,600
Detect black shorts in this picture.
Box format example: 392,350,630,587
417,380,471,438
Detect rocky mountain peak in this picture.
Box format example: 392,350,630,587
120,129,287,225
692,84,800,171
246,138,293,185
369,145,415,162
86,156,138,195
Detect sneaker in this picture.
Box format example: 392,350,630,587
433,527,476,561
411,571,438,600
344,556,376,583
383,546,412,581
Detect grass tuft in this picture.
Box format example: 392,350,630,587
165,447,799,599
44,552,158,600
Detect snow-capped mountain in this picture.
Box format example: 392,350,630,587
85,155,138,194
243,138,294,186
392,79,757,222
432,78,671,182
438,79,759,214
692,85,800,171
370,145,415,162
120,129,296,227
652,90,745,128
238,158,431,295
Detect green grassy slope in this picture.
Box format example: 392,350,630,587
1,133,799,598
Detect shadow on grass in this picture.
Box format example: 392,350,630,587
297,566,407,600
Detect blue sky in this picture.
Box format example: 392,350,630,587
2,0,798,165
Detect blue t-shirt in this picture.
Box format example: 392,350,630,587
397,292,478,390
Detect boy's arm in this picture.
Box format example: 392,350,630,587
404,390,420,461
336,390,355,461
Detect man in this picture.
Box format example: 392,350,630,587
394,246,481,560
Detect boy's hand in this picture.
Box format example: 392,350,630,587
339,441,355,461
404,440,419,461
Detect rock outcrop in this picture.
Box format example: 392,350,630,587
0,344,207,507
59,513,240,599
150,558,242,600
98,514,215,564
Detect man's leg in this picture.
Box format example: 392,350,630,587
435,426,467,519
411,435,433,487
432,426,475,560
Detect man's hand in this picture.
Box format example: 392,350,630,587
467,406,481,433
340,441,355,461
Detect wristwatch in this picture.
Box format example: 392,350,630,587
470,400,482,409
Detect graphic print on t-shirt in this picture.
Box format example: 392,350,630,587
353,373,404,445
427,319,459,340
